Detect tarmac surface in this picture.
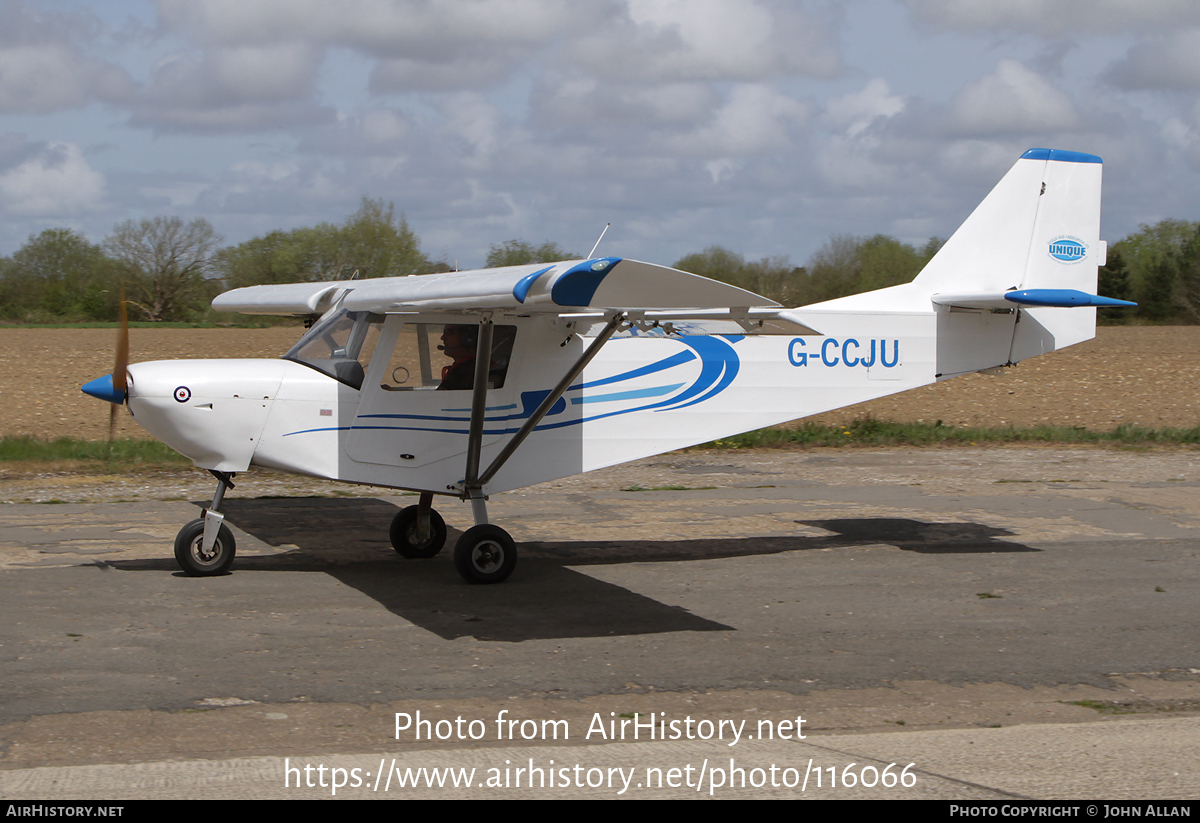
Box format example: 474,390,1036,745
1,447,1198,799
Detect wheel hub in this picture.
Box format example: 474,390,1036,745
192,538,219,563
472,541,503,570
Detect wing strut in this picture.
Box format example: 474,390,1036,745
459,312,625,511
462,319,495,488
460,318,496,526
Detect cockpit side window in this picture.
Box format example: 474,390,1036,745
283,308,383,389
380,323,517,391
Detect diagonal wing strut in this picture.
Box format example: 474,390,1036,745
458,312,625,523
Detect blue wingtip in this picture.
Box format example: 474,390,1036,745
82,374,125,404
550,257,623,306
512,265,554,304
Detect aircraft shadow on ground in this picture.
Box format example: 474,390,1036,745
109,497,1037,643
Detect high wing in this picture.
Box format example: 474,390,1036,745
212,257,821,336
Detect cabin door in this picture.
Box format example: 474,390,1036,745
347,315,519,468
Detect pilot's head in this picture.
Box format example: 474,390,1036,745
440,324,478,360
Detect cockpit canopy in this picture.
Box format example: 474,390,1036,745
283,308,516,391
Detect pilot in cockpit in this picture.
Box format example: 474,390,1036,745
437,324,478,390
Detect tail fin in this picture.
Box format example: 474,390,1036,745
801,149,1122,377
915,149,1104,296
918,148,1108,373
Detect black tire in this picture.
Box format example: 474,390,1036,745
174,518,236,576
453,525,517,584
390,506,447,558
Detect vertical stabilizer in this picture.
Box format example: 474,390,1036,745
916,148,1104,374
915,150,1103,295
796,149,1107,377
1006,149,1104,361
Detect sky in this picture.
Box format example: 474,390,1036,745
2,0,1199,270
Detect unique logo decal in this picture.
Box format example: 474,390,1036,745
174,386,191,403
1048,235,1087,263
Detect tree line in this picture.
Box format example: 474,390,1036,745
1,202,1198,323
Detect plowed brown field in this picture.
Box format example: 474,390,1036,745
1,325,1196,442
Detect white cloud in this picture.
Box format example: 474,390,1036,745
0,45,113,113
573,0,840,83
822,79,905,138
902,0,1200,35
126,44,333,132
0,140,106,217
944,59,1081,135
155,0,587,90
0,1,131,113
434,93,508,166
359,108,413,146
667,83,810,158
1106,30,1200,91
155,0,583,48
533,77,719,127
369,55,526,93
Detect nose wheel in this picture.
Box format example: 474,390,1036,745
174,470,236,576
174,519,236,576
453,525,517,584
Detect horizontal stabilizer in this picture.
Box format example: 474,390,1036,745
932,289,1136,310
1005,289,1135,308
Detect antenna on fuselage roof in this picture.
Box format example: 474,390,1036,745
587,223,611,259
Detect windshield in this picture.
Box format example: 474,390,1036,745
283,308,382,389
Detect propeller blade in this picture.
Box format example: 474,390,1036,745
113,283,128,395
109,285,129,443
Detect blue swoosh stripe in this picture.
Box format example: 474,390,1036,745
569,349,696,390
571,383,684,404
438,404,520,412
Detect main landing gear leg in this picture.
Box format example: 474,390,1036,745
173,470,237,576
451,318,518,584
451,312,625,586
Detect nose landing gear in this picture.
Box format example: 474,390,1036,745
174,471,236,576
174,518,236,576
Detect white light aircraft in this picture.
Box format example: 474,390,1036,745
82,148,1133,584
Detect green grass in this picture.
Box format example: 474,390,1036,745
700,419,1200,449
1067,698,1200,715
0,436,189,468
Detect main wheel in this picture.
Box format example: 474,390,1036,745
453,525,517,584
174,518,236,576
390,506,447,558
